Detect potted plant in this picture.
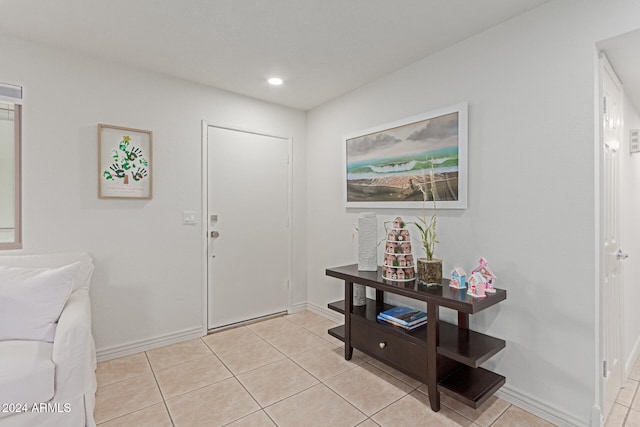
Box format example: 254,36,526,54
412,161,442,285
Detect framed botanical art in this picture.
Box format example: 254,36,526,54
98,124,152,199
344,102,468,209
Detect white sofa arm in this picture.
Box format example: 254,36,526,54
51,289,96,403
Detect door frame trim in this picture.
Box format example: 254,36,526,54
200,120,293,333
594,52,625,426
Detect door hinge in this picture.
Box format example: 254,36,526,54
603,96,608,115
603,360,608,378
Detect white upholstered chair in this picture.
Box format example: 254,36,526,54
0,253,97,427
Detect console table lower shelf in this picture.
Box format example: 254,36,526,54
327,300,505,409
325,264,507,412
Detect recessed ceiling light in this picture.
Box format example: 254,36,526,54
268,77,283,86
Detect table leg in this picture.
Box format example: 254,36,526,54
427,301,440,411
344,280,353,360
458,312,469,330
375,289,384,312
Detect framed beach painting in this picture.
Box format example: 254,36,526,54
344,102,468,209
98,124,153,199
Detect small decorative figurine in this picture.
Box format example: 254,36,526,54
400,242,412,254
393,217,405,229
471,257,497,294
467,272,487,298
450,267,466,289
386,241,397,254
388,230,399,242
384,254,394,267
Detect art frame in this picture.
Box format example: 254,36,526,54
98,124,153,199
344,102,468,209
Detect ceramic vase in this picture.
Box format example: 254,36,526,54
357,213,377,271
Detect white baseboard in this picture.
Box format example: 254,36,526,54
93,303,590,427
305,301,344,323
591,404,603,427
301,302,588,426
96,326,204,362
95,303,339,363
288,302,309,314
497,384,588,427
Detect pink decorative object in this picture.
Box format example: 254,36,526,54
450,267,466,289
467,272,487,298
383,216,415,282
471,257,497,294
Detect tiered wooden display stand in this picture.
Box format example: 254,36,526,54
326,264,507,411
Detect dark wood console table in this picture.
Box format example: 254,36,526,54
326,264,507,411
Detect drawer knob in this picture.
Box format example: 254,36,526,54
379,342,387,349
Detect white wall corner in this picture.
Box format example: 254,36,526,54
496,384,590,427
306,301,344,324
288,302,310,314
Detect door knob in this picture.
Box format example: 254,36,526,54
210,231,220,238
616,250,629,260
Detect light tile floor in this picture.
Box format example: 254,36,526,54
606,357,640,427
95,310,559,426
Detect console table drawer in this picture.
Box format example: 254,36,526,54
351,317,427,379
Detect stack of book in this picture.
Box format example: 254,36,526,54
377,306,427,330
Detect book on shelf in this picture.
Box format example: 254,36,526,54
378,306,426,326
377,314,427,330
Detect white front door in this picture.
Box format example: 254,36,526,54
206,125,290,330
602,55,624,421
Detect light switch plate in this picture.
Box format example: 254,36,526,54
183,211,197,225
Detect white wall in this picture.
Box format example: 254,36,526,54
306,1,640,424
621,95,640,373
0,33,308,359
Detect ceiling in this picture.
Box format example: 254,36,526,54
598,29,640,114
0,0,551,110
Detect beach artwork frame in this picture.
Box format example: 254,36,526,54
344,102,468,209
98,124,153,199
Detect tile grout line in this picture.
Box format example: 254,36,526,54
144,350,176,427
95,313,532,426
94,367,166,425
269,322,418,424
621,382,639,426
218,324,322,427
228,317,367,421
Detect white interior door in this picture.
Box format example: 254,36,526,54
206,125,290,330
602,56,623,421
